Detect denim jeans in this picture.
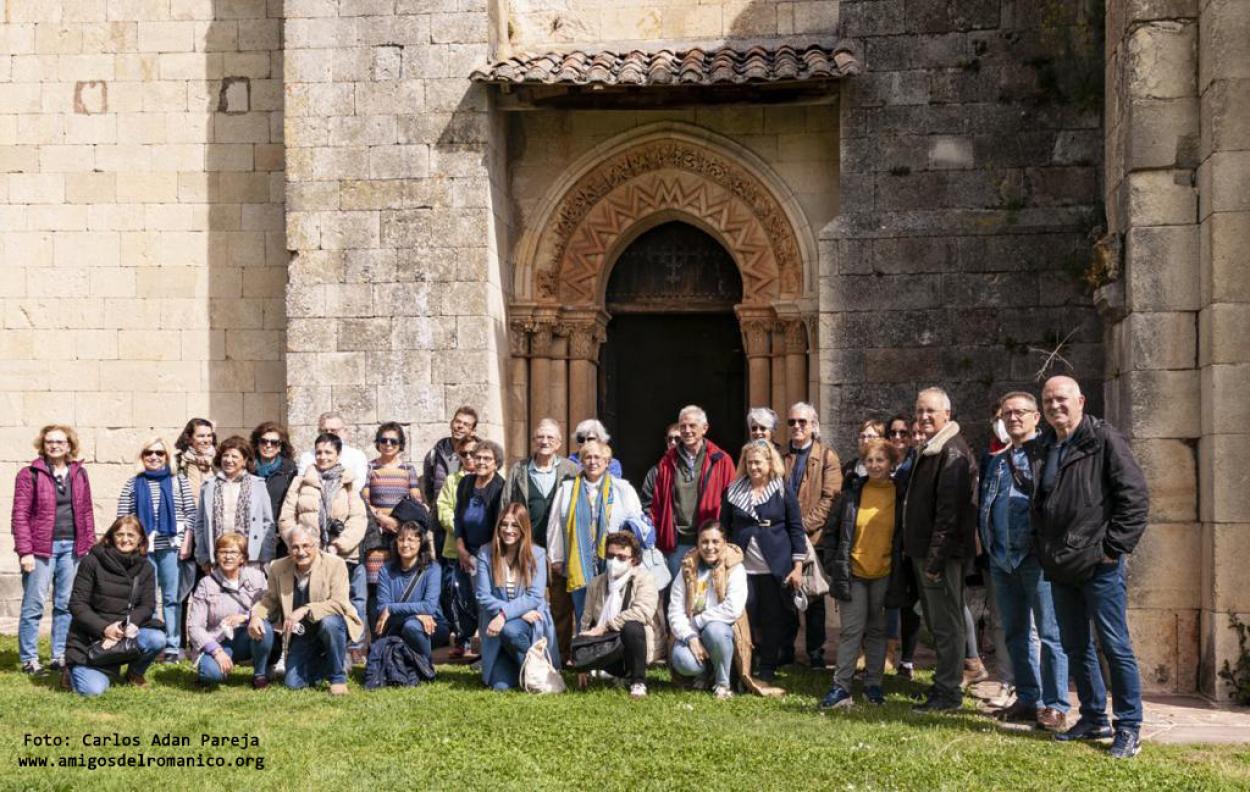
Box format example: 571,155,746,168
670,620,735,688
197,623,276,683
347,561,367,650
285,614,349,688
148,547,182,654
19,539,79,663
570,587,587,626
488,618,538,690
385,615,450,662
1051,558,1142,731
990,555,1069,711
69,627,165,697
454,566,479,648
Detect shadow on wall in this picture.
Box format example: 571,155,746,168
204,1,286,442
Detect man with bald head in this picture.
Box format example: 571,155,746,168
1033,376,1148,759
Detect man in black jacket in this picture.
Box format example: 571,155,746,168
902,387,979,712
1033,376,1148,759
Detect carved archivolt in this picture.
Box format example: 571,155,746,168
530,139,804,306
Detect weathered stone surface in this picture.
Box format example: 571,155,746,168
1121,310,1196,371
1126,170,1197,226
1199,303,1250,366
1200,364,1250,437
1199,0,1250,91
1125,225,1200,311
1118,368,1201,439
1125,20,1197,100
1199,435,1250,523
1129,522,1201,609
1200,210,1250,304
1131,438,1198,523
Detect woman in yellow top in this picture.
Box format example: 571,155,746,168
818,438,907,709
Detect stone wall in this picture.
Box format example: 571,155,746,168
0,0,286,621
505,0,838,50
282,1,510,457
826,0,1105,458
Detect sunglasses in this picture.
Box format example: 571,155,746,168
666,435,680,444
376,437,401,446
787,419,808,427
575,433,598,443
887,430,909,438
143,449,167,458
258,437,282,447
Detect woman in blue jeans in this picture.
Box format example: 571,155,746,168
373,521,448,663
187,533,273,687
668,521,749,700
64,516,166,696
116,435,197,663
475,504,559,690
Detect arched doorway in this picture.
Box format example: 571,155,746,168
598,222,746,483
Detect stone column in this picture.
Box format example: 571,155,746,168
737,309,773,408
770,322,788,423
548,327,570,443
565,312,607,439
783,319,809,408
528,316,556,435
507,319,532,458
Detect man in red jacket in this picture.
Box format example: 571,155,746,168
650,405,737,582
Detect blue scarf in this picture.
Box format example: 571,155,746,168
255,457,282,479
134,466,177,537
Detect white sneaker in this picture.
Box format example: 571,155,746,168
629,682,647,699
713,684,733,701
271,658,286,677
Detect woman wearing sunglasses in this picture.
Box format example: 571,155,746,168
250,422,299,557
116,435,197,663
362,422,422,536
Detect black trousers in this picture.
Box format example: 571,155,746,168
783,596,827,659
586,620,648,684
746,574,789,674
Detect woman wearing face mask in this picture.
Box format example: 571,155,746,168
373,521,448,663
819,438,908,709
250,422,298,557
720,440,805,684
842,419,886,486
64,516,167,696
116,435,197,663
474,504,559,690
573,530,664,698
546,439,644,628
175,418,217,506
13,425,96,676
187,533,273,688
669,521,767,699
195,436,277,571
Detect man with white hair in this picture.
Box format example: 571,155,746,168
649,405,737,579
296,411,369,485
902,386,978,713
1034,376,1148,759
782,401,843,668
502,417,581,658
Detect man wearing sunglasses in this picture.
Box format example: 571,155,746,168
782,402,843,669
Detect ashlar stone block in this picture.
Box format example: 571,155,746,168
1121,310,1196,371
1200,363,1250,436
1199,434,1250,523
1119,368,1201,439
1200,210,1250,304
1126,19,1197,100
1126,169,1196,227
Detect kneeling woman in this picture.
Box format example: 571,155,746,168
64,516,167,696
819,438,906,709
573,530,664,699
474,504,560,690
187,533,273,688
373,522,448,663
668,521,758,700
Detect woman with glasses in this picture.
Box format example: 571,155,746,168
720,440,806,684
746,407,780,447
187,532,273,688
362,422,422,537
174,418,217,506
882,413,920,678
195,436,277,572
842,419,887,486
250,422,298,558
116,435,197,663
547,439,644,625
568,418,624,477
453,439,507,657
13,425,96,676
475,504,559,690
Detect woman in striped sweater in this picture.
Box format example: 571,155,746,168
116,435,197,663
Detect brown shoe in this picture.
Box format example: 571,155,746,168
1037,707,1067,731
962,658,989,687
125,673,148,688
994,700,1038,724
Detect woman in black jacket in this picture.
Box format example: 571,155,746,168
66,516,166,696
720,439,805,683
451,439,506,656
250,422,299,558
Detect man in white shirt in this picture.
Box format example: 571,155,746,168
297,411,369,486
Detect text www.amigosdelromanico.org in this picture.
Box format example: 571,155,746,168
19,733,266,771
17,753,266,771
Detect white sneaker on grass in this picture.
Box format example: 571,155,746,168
713,684,733,701
629,683,647,699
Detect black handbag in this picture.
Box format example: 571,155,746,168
85,578,143,667
569,631,624,671
390,495,430,530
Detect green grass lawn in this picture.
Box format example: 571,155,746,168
1,637,1247,791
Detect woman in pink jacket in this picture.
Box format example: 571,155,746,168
11,424,96,676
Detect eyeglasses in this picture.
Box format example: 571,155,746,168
666,436,680,445
472,454,495,463
258,437,282,447
887,430,909,438
376,437,400,446
575,433,598,443
1001,409,1037,419
44,439,68,446
787,419,808,427
143,449,167,458
217,550,242,558
858,433,880,441
605,552,632,562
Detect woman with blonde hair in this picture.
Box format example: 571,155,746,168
719,440,805,683
116,434,197,662
187,532,272,688
12,424,96,675
474,504,559,690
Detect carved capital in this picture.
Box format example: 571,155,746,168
507,319,532,357
529,317,557,357
782,319,807,354
567,321,607,360
741,319,772,358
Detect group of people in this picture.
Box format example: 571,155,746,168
10,375,1149,758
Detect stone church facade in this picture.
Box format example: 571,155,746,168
0,0,1246,698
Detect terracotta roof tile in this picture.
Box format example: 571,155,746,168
470,42,860,87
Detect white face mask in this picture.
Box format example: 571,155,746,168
606,558,631,579
993,418,1010,445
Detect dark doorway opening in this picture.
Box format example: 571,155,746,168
598,222,747,486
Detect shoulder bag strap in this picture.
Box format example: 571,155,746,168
123,576,140,626
399,567,425,604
